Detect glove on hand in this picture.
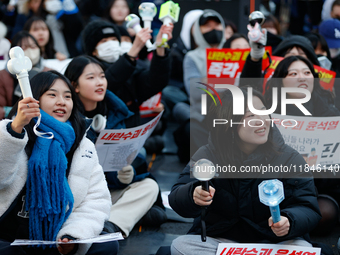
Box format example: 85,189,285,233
117,165,134,184
247,23,267,60
62,0,78,14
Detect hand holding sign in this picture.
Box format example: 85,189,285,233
57,238,75,255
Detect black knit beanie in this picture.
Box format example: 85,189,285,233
82,19,121,56
117,25,131,39
273,35,320,66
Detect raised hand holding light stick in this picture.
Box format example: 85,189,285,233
138,2,157,30
7,46,33,98
247,11,265,43
258,179,284,223
7,46,53,139
125,14,155,51
158,0,180,47
247,11,267,60
192,159,216,242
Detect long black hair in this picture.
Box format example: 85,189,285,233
104,0,131,24
264,55,334,113
8,70,86,161
64,55,106,114
23,16,56,59
64,55,105,87
305,32,331,59
209,86,278,166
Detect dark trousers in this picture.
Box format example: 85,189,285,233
0,232,119,255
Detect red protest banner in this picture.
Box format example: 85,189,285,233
263,56,336,92
206,47,272,84
139,92,162,118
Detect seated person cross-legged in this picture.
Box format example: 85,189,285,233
169,87,321,255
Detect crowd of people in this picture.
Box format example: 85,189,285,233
1,0,340,254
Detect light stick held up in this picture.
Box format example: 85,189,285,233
258,179,284,223
125,14,155,51
192,159,216,242
158,0,180,47
7,46,33,98
138,2,157,30
7,46,53,139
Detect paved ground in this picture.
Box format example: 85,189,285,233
117,153,191,255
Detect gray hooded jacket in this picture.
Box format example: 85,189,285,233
185,9,226,80
183,9,226,121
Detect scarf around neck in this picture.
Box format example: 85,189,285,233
26,110,75,241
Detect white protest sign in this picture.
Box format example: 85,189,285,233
95,111,163,171
43,58,72,74
161,191,171,209
272,114,340,171
216,243,320,255
11,232,124,246
0,58,72,74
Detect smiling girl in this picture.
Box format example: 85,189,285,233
0,31,51,119
264,55,339,116
169,87,321,255
0,71,118,255
264,56,340,236
64,56,166,238
23,16,67,60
